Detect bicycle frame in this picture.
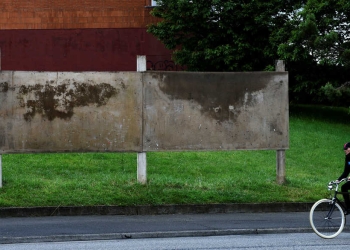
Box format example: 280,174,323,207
327,196,347,218
328,179,349,215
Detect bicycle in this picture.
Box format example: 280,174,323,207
309,178,349,239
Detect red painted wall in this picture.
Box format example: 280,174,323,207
0,28,172,71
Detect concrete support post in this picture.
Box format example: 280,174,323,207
275,59,286,184
137,55,147,72
276,150,285,185
137,152,147,184
275,59,285,72
0,155,2,188
137,55,147,184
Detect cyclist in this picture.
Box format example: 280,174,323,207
336,142,350,214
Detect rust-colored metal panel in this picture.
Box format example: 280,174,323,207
0,71,142,153
142,72,289,151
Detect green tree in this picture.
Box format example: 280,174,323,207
276,0,350,105
278,0,350,68
148,0,298,72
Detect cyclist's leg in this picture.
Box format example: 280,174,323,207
341,182,350,211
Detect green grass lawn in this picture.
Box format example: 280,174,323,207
0,105,349,207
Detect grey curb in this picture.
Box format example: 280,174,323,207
0,228,316,244
0,202,314,217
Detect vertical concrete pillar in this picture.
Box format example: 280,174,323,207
275,59,285,72
0,48,3,187
276,60,286,184
137,55,147,72
276,150,285,185
0,155,2,188
137,55,147,184
137,152,147,184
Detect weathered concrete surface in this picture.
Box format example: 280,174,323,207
143,72,288,151
0,71,288,153
0,71,142,153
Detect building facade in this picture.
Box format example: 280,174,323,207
0,0,173,71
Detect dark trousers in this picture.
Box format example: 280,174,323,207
342,181,350,209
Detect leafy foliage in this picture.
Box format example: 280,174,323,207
276,0,350,105
278,0,350,67
148,0,297,72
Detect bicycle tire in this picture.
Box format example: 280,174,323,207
309,199,346,239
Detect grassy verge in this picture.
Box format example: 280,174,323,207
0,105,349,207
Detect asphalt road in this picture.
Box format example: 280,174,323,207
0,211,331,244
1,233,350,250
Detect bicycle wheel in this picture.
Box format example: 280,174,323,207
309,199,346,239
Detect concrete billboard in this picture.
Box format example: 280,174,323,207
143,71,288,151
0,71,142,153
0,70,288,154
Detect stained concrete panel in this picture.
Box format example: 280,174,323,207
0,71,14,151
0,70,288,153
142,72,289,151
0,71,142,153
